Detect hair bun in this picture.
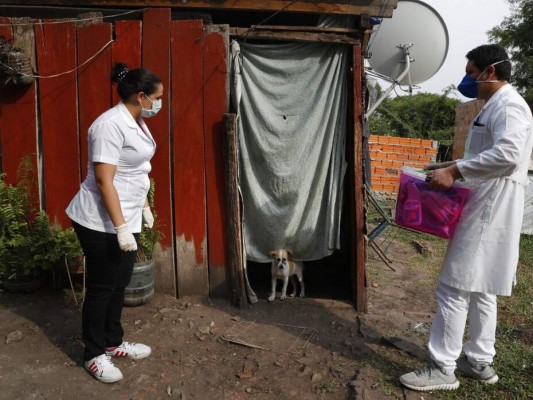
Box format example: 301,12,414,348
111,63,129,84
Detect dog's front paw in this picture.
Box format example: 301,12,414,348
290,293,295,297
268,295,275,302
280,294,287,301
300,291,305,298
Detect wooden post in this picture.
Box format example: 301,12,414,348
223,113,246,308
352,43,367,312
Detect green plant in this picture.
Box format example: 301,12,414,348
136,178,163,262
52,226,84,271
0,156,62,282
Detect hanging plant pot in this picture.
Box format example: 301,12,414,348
0,50,34,85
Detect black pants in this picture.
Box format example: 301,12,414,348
72,221,138,361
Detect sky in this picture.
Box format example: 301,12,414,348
374,0,512,100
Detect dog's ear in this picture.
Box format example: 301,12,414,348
268,251,277,258
286,249,293,257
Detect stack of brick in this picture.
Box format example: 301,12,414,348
368,134,439,193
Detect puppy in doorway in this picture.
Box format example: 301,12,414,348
268,249,305,301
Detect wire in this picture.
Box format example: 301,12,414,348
0,39,113,79
236,0,299,41
0,8,150,26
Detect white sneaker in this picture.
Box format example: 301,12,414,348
106,341,152,360
400,362,460,391
84,354,123,383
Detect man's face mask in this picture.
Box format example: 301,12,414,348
457,59,510,98
140,93,162,118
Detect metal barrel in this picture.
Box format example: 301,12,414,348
124,259,155,307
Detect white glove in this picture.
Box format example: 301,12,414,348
115,224,138,252
142,207,154,228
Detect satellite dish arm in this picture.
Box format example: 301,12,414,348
364,49,412,120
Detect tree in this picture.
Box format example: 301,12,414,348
368,88,460,143
489,0,533,110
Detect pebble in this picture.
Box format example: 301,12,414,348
5,330,23,345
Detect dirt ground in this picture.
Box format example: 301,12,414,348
0,241,440,400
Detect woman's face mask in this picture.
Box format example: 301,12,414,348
457,59,510,98
140,93,162,118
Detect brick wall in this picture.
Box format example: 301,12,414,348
369,135,438,193
452,99,484,159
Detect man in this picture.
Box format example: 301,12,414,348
399,44,533,391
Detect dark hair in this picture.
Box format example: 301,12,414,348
466,44,511,81
110,63,162,102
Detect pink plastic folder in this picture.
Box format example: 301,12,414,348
395,167,470,239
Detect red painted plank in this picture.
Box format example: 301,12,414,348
203,25,230,296
77,22,112,179
0,17,38,189
35,21,79,227
142,8,172,248
142,8,175,296
171,20,208,297
112,20,141,105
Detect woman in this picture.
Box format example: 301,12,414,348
66,63,163,383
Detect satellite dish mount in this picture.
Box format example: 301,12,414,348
365,43,414,119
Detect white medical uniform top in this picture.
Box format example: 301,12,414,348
66,102,156,234
439,84,533,296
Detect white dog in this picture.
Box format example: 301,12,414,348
268,249,305,301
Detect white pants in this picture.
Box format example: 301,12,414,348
428,281,497,374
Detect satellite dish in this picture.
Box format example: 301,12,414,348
368,0,449,85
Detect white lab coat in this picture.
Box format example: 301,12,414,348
440,84,533,296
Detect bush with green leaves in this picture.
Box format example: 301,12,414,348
0,173,60,280
136,178,163,263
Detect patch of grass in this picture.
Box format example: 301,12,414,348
437,324,533,400
499,235,533,326
366,197,533,400
318,381,340,393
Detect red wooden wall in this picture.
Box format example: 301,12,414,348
171,19,209,297
0,12,230,298
0,17,38,190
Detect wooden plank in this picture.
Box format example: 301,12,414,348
5,1,398,17
142,8,176,297
229,28,360,44
171,19,208,298
223,113,246,308
203,24,230,298
252,24,358,33
35,20,79,227
112,20,141,105
77,22,112,180
0,17,39,194
352,43,367,312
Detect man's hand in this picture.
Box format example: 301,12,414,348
426,164,463,191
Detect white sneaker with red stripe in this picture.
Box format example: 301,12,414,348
105,341,151,360
84,354,123,383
